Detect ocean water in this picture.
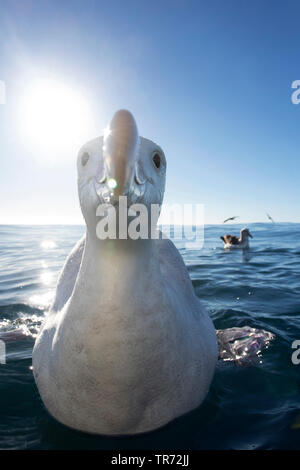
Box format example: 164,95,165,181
0,223,299,450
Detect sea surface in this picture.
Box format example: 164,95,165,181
0,223,299,450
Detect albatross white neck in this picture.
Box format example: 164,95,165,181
69,232,160,316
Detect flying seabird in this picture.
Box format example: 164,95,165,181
221,227,253,249
266,212,275,223
223,216,239,224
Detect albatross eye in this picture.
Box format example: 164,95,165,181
153,153,161,169
81,152,90,166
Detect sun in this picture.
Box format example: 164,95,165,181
19,78,94,164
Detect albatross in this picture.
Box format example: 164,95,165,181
32,110,218,436
266,212,275,223
221,227,253,249
223,216,239,224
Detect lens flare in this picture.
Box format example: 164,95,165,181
107,178,118,189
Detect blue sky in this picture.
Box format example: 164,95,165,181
0,0,300,225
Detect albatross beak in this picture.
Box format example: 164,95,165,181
248,231,253,238
101,109,139,204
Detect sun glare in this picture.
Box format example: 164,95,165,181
19,78,94,163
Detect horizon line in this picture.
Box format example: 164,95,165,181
0,221,297,227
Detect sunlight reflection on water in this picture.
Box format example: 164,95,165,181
40,240,57,250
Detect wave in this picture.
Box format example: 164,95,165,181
0,303,45,341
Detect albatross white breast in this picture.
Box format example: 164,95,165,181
32,110,218,435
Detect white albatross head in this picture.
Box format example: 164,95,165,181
77,110,166,234
240,227,253,241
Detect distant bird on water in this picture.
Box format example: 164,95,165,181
266,212,275,223
223,216,239,224
221,227,253,249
